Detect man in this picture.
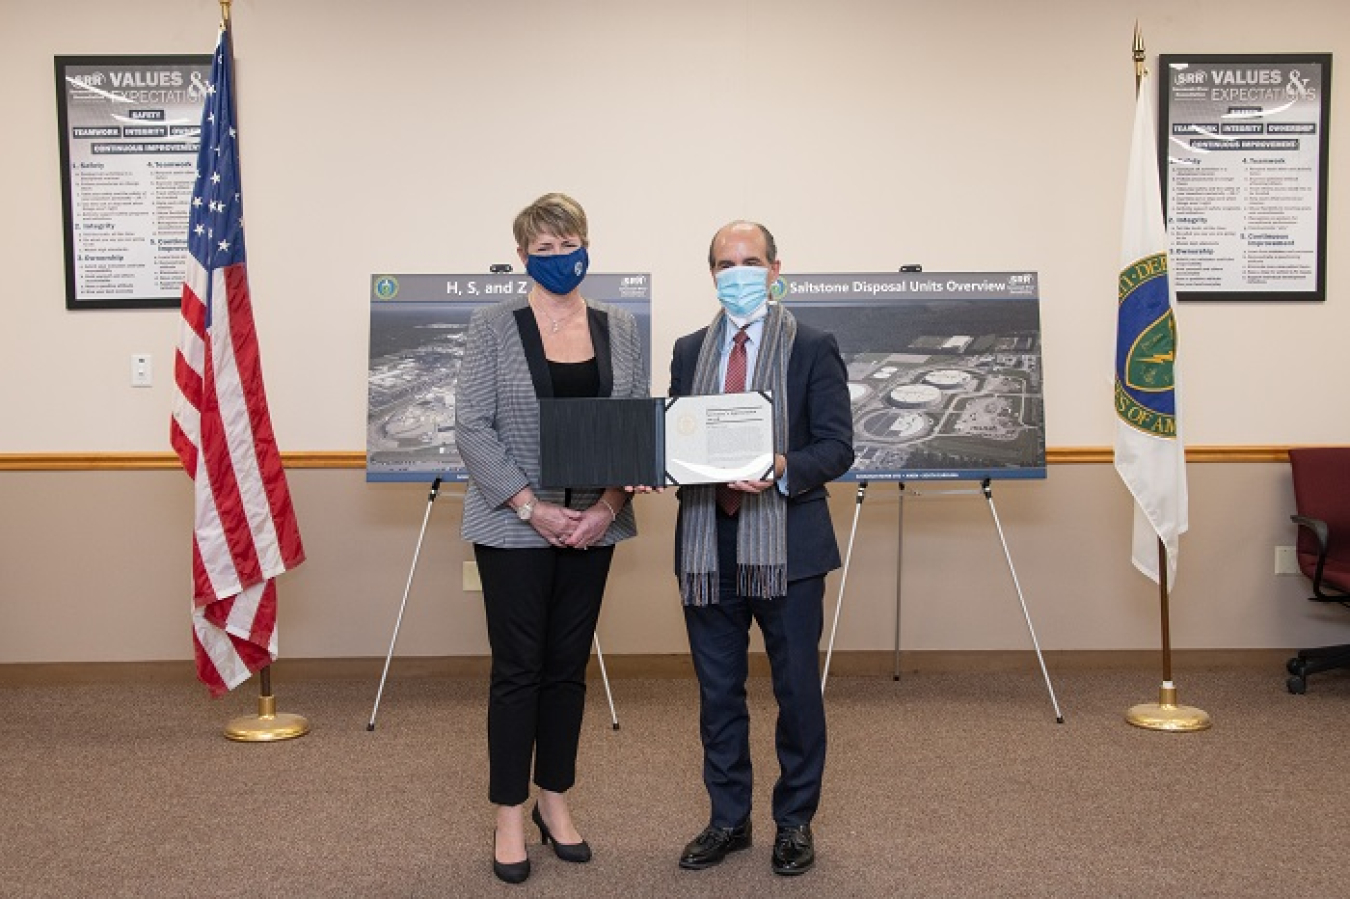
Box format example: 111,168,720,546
670,221,854,876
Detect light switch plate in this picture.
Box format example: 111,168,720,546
131,353,152,387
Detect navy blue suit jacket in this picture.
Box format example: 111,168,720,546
670,319,855,583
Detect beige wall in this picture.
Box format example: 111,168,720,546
2,1,1349,664
3,462,1349,664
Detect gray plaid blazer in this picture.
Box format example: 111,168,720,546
456,295,646,548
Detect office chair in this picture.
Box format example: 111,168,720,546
1285,447,1350,694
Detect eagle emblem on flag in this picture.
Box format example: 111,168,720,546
1115,251,1178,438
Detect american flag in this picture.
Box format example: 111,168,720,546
171,23,304,697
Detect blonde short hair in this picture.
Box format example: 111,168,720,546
513,193,590,250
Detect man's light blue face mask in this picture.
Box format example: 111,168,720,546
715,265,770,319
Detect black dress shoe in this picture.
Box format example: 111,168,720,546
492,830,530,884
678,820,752,870
771,824,815,876
532,803,592,863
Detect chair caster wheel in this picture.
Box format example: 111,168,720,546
1287,675,1307,694
1287,657,1302,676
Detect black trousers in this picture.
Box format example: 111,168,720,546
681,512,828,828
474,543,615,806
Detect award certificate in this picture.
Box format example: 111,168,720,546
664,392,774,485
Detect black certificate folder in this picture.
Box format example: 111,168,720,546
539,398,664,488
539,393,775,488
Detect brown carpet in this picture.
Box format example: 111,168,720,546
2,663,1349,897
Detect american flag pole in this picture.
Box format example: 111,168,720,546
172,1,309,740
218,4,306,744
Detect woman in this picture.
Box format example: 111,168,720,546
455,193,646,884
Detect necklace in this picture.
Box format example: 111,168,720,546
534,295,584,334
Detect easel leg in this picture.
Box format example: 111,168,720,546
894,483,905,681
821,482,868,695
592,634,619,730
368,478,442,731
981,480,1064,724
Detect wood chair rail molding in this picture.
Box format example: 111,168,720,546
0,446,1299,471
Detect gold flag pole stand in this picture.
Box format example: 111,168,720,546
1125,538,1211,731
225,665,310,742
1122,26,1210,734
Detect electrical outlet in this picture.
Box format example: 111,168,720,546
130,353,152,387
462,561,482,592
1274,545,1300,576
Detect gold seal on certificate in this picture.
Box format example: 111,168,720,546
664,392,774,485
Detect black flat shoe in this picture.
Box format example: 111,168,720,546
771,824,815,876
532,803,592,863
678,820,752,870
492,829,530,884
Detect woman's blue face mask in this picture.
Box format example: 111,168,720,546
715,265,770,318
527,246,589,296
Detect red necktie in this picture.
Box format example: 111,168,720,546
716,328,750,516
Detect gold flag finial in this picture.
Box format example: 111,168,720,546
220,0,232,25
1133,21,1147,93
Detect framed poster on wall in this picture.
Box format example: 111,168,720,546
54,55,211,310
1159,53,1332,302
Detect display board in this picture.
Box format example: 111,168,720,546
780,271,1045,482
366,272,652,482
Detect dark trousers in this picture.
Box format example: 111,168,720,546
682,513,828,829
475,543,614,806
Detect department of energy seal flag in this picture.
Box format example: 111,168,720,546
1115,70,1188,587
170,24,305,697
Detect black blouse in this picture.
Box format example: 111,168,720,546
546,358,600,399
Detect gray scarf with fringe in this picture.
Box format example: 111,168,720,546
678,304,795,605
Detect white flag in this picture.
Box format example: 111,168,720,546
1115,70,1188,586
